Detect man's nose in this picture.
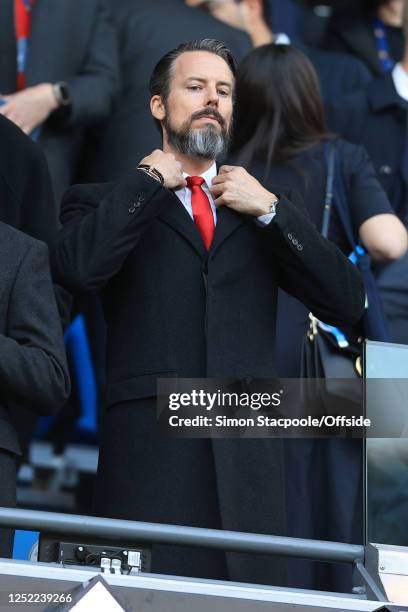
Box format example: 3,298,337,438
205,87,219,106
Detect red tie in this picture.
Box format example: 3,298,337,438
186,176,215,250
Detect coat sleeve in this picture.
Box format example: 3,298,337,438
0,241,70,415
264,190,365,327
50,171,166,293
62,0,119,126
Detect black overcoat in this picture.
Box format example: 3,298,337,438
51,171,365,585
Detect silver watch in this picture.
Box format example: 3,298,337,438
269,198,279,215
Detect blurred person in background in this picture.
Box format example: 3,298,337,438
327,0,408,343
187,0,372,100
229,43,407,592
81,0,252,183
0,0,119,204
0,221,70,558
324,0,405,76
0,113,71,461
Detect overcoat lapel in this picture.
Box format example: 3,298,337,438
210,205,245,257
159,190,207,259
159,190,245,259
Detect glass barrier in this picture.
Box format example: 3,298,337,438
364,340,408,546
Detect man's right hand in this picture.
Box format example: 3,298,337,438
138,150,186,189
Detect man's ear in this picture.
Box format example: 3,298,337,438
150,95,166,121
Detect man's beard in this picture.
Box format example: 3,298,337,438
163,107,231,160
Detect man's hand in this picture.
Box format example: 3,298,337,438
138,150,186,189
0,84,58,134
210,165,277,217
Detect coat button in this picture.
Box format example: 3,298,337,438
288,233,293,240
297,244,303,251
128,203,136,213
138,192,146,203
379,165,392,175
293,238,298,246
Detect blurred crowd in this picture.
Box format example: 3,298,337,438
0,0,407,596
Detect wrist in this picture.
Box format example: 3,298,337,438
37,83,59,112
253,193,279,217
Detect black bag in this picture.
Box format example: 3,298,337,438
300,140,386,409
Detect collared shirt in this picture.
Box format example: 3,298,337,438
392,63,408,102
173,161,275,226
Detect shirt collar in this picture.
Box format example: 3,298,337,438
183,162,217,189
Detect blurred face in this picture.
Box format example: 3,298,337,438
378,0,405,26
185,0,246,30
151,51,234,159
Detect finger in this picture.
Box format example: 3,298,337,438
214,195,227,208
211,175,229,185
209,184,225,197
218,165,235,175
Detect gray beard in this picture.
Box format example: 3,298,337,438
166,123,228,160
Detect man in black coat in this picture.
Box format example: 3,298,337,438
0,0,119,203
51,39,365,585
0,222,70,557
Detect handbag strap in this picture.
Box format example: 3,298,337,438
321,141,336,238
323,141,357,249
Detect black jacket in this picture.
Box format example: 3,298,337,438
324,19,403,78
327,72,408,220
51,171,365,388
0,223,70,456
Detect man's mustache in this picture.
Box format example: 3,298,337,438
190,108,226,129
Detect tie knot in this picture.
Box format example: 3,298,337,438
186,175,205,189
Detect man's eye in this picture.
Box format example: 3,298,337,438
188,85,202,91
218,90,229,97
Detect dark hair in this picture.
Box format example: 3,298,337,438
230,44,331,173
149,39,236,132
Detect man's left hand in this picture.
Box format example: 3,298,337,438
210,166,277,217
0,84,59,134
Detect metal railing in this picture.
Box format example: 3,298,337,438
0,507,364,565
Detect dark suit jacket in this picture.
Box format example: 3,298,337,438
81,0,252,182
327,72,408,220
303,46,371,102
0,0,119,203
0,114,72,453
324,19,403,77
52,171,365,384
0,223,70,456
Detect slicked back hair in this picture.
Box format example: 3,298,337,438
149,39,236,132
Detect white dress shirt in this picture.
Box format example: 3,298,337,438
173,161,275,226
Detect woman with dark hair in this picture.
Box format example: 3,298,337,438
230,43,407,593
